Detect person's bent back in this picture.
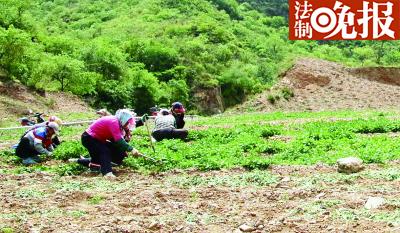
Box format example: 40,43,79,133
77,110,142,177
15,122,59,165
152,109,188,141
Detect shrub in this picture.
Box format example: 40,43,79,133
267,95,276,104
261,127,281,138
281,87,294,100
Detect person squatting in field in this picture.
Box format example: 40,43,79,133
170,102,186,129
15,122,60,165
152,108,188,141
75,109,143,177
25,116,63,148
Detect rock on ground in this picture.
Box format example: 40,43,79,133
365,197,385,209
239,224,256,232
337,157,364,174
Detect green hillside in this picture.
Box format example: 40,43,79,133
1,0,399,114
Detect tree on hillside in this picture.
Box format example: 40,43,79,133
81,42,127,80
30,55,98,95
211,0,242,20
353,47,374,66
0,26,32,81
0,0,33,30
238,0,288,18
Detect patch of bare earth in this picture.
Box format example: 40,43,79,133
239,58,400,112
1,163,399,232
0,81,92,125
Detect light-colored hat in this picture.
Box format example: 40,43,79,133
47,122,60,135
115,109,134,126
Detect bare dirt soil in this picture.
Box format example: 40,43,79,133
1,162,399,232
239,58,400,112
0,81,92,125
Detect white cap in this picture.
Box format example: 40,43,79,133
47,122,60,135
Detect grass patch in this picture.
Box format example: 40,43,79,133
2,110,400,174
16,189,46,199
69,210,86,218
334,208,400,225
1,227,14,233
88,195,105,205
168,170,278,188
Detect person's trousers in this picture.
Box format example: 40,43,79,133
80,132,126,175
152,128,188,141
15,138,39,159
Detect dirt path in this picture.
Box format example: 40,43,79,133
1,162,399,232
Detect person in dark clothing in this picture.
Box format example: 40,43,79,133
171,102,186,129
151,109,188,142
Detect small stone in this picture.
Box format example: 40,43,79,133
175,225,184,231
337,157,364,174
239,224,255,232
365,197,385,209
254,219,264,227
249,212,257,217
315,192,326,199
281,177,291,182
148,222,161,230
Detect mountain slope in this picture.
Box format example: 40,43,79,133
237,58,400,112
0,81,93,127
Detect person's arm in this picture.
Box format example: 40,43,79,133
135,119,144,128
47,144,54,152
135,114,149,128
114,139,133,152
33,138,51,155
175,114,185,129
110,121,133,153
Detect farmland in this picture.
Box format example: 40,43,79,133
1,110,400,232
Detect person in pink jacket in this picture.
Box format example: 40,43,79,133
77,109,142,177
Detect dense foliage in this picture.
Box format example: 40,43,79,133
1,0,399,114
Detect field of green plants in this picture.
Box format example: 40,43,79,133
1,110,400,175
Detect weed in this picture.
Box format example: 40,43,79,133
1,227,14,233
261,126,282,138
267,95,277,104
88,195,105,205
69,210,86,218
55,163,87,176
3,110,400,174
53,141,86,161
16,189,46,199
185,212,199,223
168,170,277,188
281,87,294,100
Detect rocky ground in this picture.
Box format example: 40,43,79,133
1,161,399,232
238,58,400,112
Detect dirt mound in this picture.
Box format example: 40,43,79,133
238,58,400,112
348,67,400,86
0,81,92,125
